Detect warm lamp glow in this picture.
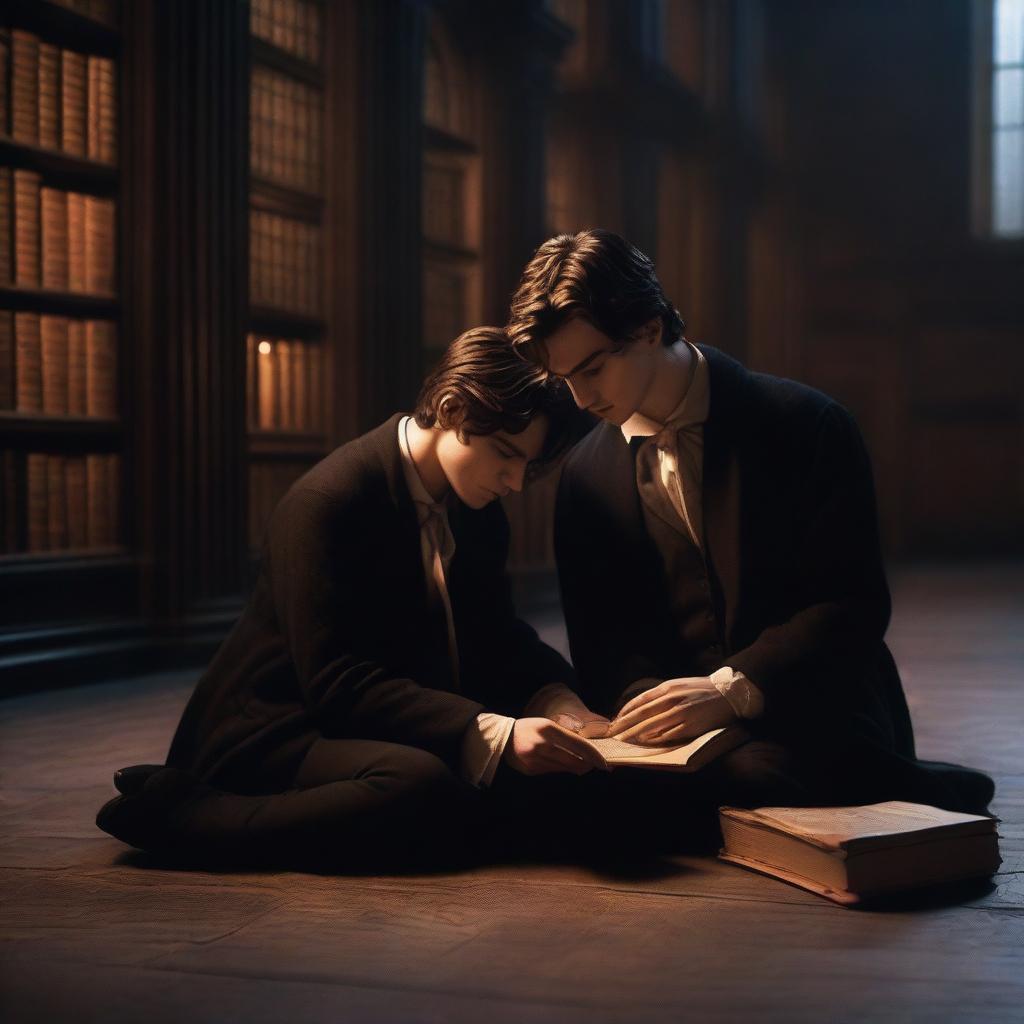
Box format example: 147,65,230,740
258,340,272,355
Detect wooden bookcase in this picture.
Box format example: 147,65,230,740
0,0,132,625
246,0,330,554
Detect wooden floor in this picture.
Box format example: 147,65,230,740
2,564,1023,1023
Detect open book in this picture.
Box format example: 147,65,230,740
582,725,748,772
718,801,1001,905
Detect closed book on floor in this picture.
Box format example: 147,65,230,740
585,725,748,772
718,801,1001,906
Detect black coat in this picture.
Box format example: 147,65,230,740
554,344,917,761
167,414,573,792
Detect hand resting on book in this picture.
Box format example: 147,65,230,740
607,677,738,745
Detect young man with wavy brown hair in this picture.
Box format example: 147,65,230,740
507,228,994,818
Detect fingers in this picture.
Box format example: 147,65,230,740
543,722,608,770
606,693,683,737
616,682,668,719
612,702,688,744
579,719,609,739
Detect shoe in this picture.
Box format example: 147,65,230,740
96,793,172,851
113,764,166,797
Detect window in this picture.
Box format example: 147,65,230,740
974,0,1024,238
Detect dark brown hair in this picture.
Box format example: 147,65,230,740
414,326,575,473
506,229,685,368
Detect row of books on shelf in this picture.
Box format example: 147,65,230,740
1,312,116,418
246,334,324,433
251,65,323,196
250,209,321,316
249,458,308,550
1,168,116,293
0,29,117,164
2,450,120,554
251,0,323,67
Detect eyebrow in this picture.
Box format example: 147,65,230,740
494,435,528,459
552,346,612,379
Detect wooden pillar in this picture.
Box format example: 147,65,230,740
123,0,249,633
478,2,569,323
353,0,426,430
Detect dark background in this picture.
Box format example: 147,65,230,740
1,0,1022,693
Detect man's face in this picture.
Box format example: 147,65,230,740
543,317,659,425
436,414,548,510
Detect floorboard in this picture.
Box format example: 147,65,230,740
2,563,1022,1023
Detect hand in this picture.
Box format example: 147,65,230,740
553,710,611,739
502,718,609,776
606,677,737,745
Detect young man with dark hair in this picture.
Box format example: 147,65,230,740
507,229,994,816
97,327,610,869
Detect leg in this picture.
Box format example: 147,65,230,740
97,738,477,870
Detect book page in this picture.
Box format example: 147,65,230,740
721,801,994,851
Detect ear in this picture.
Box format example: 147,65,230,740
641,317,663,347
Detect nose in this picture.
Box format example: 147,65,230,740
504,461,527,494
566,377,589,410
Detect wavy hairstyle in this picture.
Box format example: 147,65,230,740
414,326,576,474
506,229,686,369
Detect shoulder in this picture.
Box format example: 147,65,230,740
269,417,401,536
561,420,623,485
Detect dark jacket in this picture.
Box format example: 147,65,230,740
555,344,916,760
167,414,573,792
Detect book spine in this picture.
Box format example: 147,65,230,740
13,169,41,287
106,453,119,546
66,454,87,548
291,340,306,431
85,451,105,546
308,342,322,434
40,187,70,290
40,314,69,414
97,57,117,164
84,196,115,295
0,30,10,138
276,340,292,430
86,54,100,161
66,319,87,414
27,452,48,552
14,312,42,413
38,42,60,150
46,453,68,550
67,192,86,291
0,167,10,285
257,337,275,428
11,31,40,146
85,319,116,418
0,311,13,411
61,49,88,157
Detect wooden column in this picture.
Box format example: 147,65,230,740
478,3,569,323
352,0,426,431
123,0,249,635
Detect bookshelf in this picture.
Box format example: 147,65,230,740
421,24,482,373
0,2,124,564
246,0,330,553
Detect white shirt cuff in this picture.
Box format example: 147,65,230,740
710,666,765,720
461,712,516,788
522,681,588,720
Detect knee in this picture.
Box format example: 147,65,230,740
363,744,466,805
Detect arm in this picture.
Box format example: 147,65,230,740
267,485,484,769
727,404,892,716
554,463,670,717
